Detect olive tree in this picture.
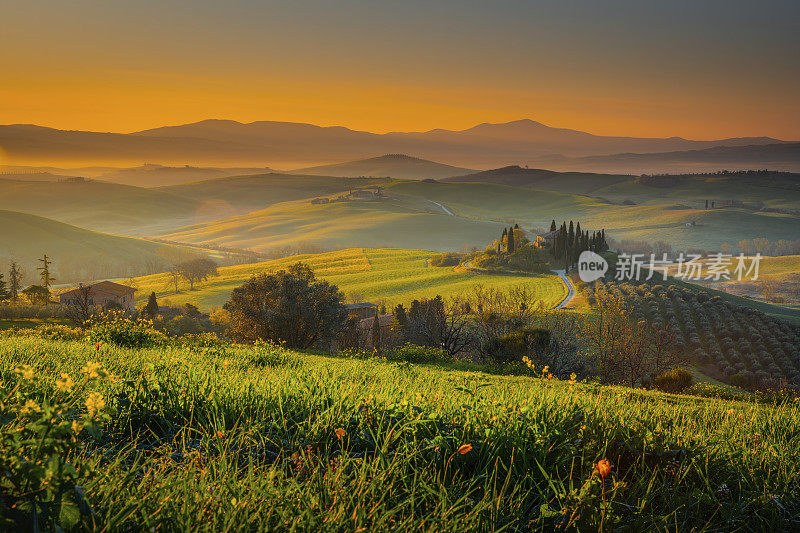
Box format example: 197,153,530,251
224,262,346,348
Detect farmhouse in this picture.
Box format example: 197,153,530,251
345,302,379,320
59,281,137,311
535,229,558,248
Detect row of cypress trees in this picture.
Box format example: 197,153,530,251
548,219,608,269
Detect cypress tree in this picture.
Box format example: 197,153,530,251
0,273,8,301
550,219,557,232
507,227,515,253
393,304,409,332
144,291,159,318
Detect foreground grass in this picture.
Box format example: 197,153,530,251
2,332,800,531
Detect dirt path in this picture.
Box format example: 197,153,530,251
553,269,575,309
428,200,454,216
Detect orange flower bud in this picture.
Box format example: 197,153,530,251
597,458,612,478
457,443,473,455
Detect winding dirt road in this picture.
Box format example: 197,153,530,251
553,269,576,309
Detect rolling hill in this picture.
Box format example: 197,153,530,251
290,154,476,180
158,173,390,214
0,210,205,283
0,177,213,236
95,164,272,187
131,247,567,309
1,119,792,169
442,165,632,194
158,194,508,253
155,179,800,254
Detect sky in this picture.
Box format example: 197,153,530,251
2,0,799,139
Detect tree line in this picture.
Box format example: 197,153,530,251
548,219,608,270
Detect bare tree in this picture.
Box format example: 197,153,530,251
64,284,95,326
584,287,682,386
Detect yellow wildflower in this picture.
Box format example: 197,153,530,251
457,443,473,455
85,392,106,418
15,364,35,381
20,399,40,416
335,428,347,439
569,373,577,382
82,361,105,380
55,373,74,393
71,421,83,434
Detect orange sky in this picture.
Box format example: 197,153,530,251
2,1,798,139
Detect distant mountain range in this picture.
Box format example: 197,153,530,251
527,142,800,174
0,119,795,171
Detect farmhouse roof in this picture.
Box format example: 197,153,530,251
60,281,136,298
345,302,378,310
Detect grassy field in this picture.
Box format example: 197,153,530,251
2,331,800,530
131,248,567,309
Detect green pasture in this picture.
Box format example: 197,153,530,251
131,247,567,310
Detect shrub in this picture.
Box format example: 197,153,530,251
430,252,463,267
0,363,111,530
653,368,694,393
86,312,166,348
386,343,447,364
224,262,347,348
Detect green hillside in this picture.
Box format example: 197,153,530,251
158,173,389,213
0,210,206,282
0,178,205,235
159,194,509,252
443,165,632,194
386,181,800,250
131,248,567,309
590,172,800,210
155,178,800,255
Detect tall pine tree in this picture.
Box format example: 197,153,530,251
8,261,22,302
37,254,55,288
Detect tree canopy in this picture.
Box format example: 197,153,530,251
224,262,346,348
